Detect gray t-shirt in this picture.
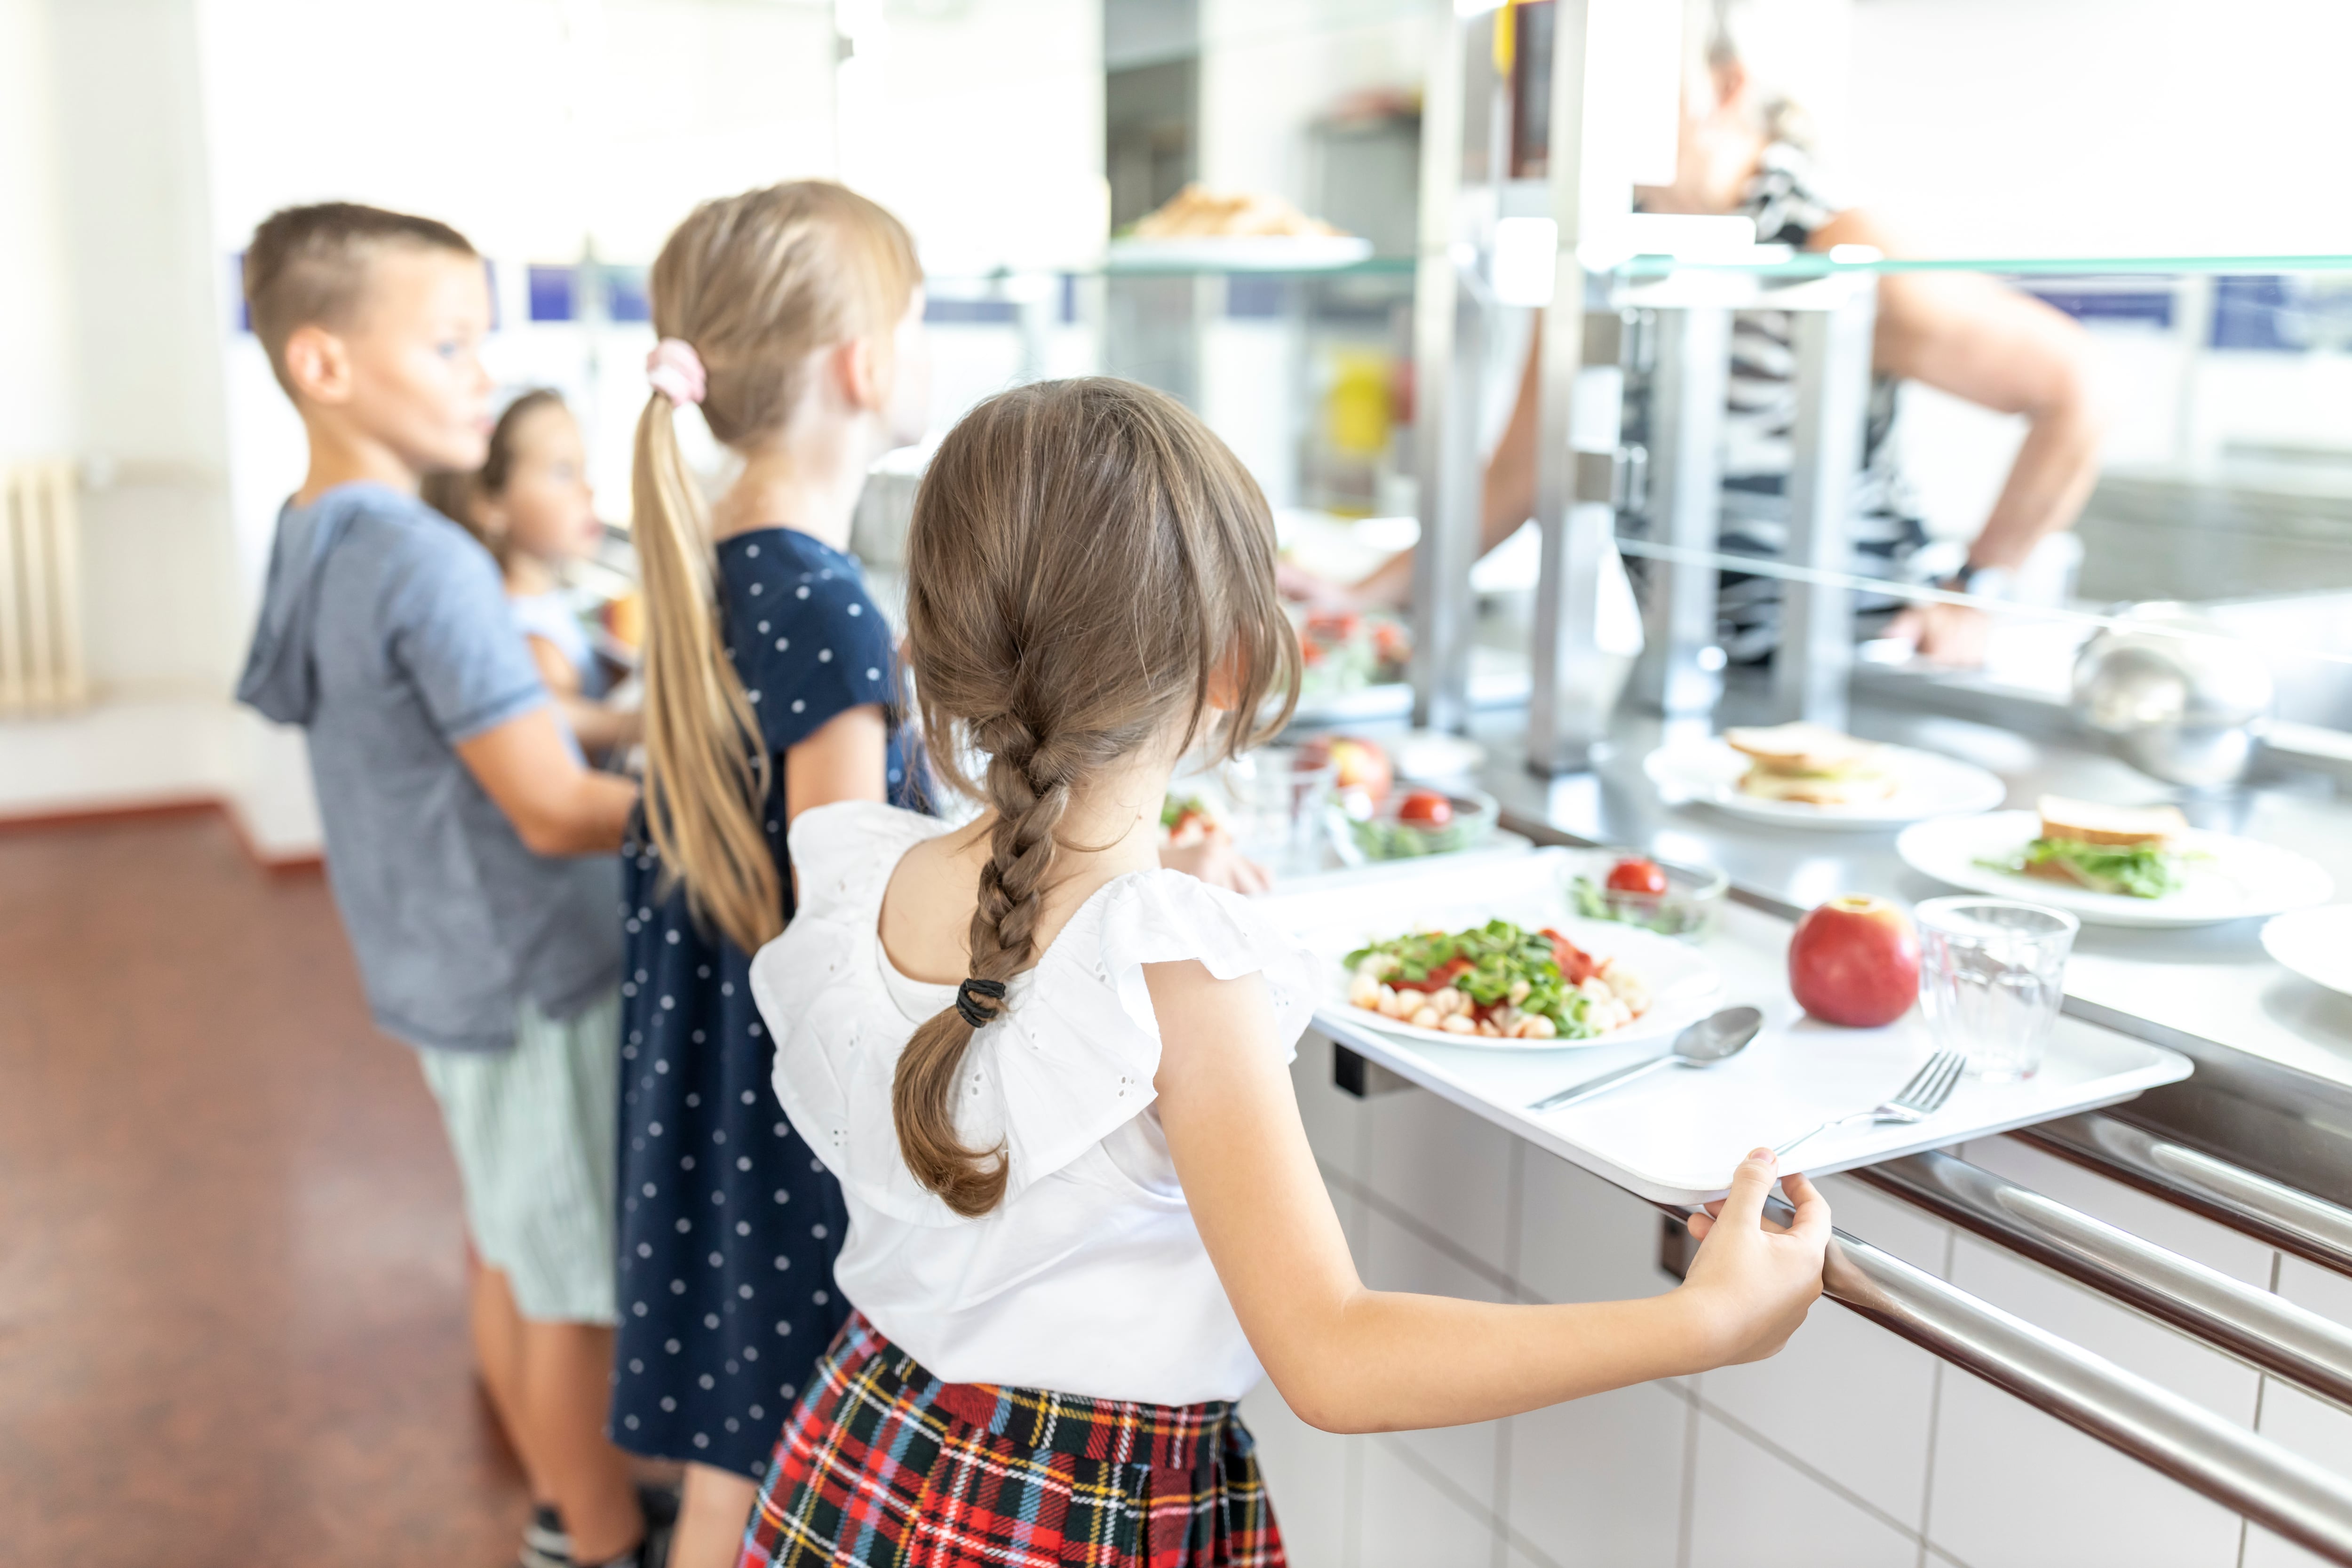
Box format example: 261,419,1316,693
236,482,621,1052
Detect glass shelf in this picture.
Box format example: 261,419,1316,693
1603,251,2352,280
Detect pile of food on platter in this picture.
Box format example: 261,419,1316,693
1725,722,1897,806
1343,919,1650,1041
1295,609,1409,696
1130,184,1348,239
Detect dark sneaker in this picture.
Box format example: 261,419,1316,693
519,1504,571,1568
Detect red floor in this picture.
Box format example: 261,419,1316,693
0,812,531,1565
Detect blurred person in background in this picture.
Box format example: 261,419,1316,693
425,389,643,763
1298,0,2100,669
233,203,656,1568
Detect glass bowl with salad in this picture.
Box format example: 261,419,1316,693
1556,847,1727,941
1330,786,1499,865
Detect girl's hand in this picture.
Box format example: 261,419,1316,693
1158,834,1272,895
1676,1149,1830,1368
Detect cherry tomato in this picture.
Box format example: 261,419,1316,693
1540,927,1601,985
1396,789,1455,828
1605,856,1670,896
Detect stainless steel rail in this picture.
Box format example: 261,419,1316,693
1810,1217,2352,1564
2022,1113,2352,1281
1854,1151,2352,1412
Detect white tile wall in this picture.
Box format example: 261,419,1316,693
1685,1410,1919,1568
1359,1438,1502,1568
1241,1380,1359,1568
2244,1524,2335,1568
1515,1146,1679,1306
1926,1347,2249,1568
1504,1383,1687,1568
1359,1082,1518,1280
1277,1049,2298,1568
1358,1205,1511,1513
1701,1286,1940,1529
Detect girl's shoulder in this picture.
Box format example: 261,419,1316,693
782,800,950,925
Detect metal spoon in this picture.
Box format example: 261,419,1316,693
1526,1005,1764,1113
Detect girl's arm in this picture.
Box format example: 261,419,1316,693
782,705,889,827
1148,961,1829,1434
527,633,642,758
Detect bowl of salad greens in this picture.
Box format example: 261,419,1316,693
1331,787,1498,865
1556,847,1727,941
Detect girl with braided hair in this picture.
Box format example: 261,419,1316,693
737,376,1834,1567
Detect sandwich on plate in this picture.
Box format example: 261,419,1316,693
2002,795,2191,899
1723,722,1899,806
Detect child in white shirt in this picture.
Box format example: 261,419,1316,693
739,376,1831,1567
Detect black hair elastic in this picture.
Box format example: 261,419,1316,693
955,977,1008,1030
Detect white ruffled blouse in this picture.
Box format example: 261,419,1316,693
749,801,1319,1406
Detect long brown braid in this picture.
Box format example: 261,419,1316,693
893,378,1300,1216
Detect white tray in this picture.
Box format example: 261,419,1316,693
1259,848,2193,1206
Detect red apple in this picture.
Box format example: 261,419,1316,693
1788,894,1921,1028
1300,734,1393,805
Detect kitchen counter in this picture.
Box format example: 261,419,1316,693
1415,684,2352,1098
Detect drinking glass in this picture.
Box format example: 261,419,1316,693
1915,897,2079,1083
1226,747,1337,877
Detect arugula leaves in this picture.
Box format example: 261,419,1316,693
1979,836,2186,899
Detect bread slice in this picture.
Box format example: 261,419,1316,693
1739,766,1900,806
2036,795,2187,847
1723,722,1883,774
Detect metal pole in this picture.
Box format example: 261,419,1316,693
1772,278,1875,728
1858,1151,2352,1416
1408,15,1481,732
1524,0,1618,774
1627,303,1731,721
1819,1219,2352,1565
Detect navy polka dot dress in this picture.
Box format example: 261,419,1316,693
610,527,922,1477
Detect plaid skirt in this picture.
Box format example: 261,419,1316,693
738,1313,1284,1568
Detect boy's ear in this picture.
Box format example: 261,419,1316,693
282,323,355,406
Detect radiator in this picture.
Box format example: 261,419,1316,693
0,462,88,714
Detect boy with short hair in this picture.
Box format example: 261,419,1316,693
235,202,658,1568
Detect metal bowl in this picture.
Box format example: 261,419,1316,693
2070,603,2274,788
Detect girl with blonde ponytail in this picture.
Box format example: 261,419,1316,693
609,181,930,1568
737,379,1832,1568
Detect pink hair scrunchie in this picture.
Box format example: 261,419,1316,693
646,338,708,408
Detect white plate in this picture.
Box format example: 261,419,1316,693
1106,235,1375,271
1644,738,2007,830
1308,915,1722,1052
1897,810,2336,928
2263,906,2352,994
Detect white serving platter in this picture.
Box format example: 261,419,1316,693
2262,905,2352,996
1644,737,2007,831
1260,847,2192,1206
1305,912,1722,1051
1897,810,2335,929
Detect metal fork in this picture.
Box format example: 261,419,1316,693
1774,1050,1967,1159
